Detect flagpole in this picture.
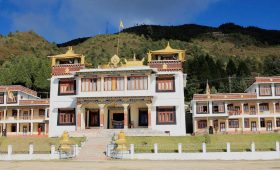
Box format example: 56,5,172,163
117,25,120,56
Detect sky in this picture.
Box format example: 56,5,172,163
0,0,279,43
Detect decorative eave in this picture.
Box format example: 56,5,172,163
19,99,49,106
0,85,37,97
255,76,280,83
77,96,153,105
75,67,157,77
193,93,257,101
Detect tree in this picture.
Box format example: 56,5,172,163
226,59,237,76
237,60,250,77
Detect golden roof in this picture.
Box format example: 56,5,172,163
147,42,186,62
48,46,84,59
149,42,185,54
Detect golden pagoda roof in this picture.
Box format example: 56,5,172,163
149,42,185,54
48,46,84,59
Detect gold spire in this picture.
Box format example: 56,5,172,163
66,46,74,54
206,80,211,95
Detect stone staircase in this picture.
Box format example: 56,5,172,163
71,128,168,161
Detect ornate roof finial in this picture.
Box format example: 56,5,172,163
206,79,211,95
66,46,74,54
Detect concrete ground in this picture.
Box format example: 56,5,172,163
0,160,280,170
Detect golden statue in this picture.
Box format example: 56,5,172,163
59,131,71,153
115,131,127,151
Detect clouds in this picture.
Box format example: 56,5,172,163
0,0,221,43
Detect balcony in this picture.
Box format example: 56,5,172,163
148,60,183,71
52,64,85,76
228,110,241,116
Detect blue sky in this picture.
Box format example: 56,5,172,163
0,0,279,43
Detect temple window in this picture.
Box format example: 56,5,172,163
212,102,225,113
39,109,45,117
277,118,280,127
156,106,176,125
0,92,4,104
259,84,272,96
57,108,76,126
81,78,101,92
104,77,124,91
197,120,207,129
127,76,148,90
259,103,269,112
275,84,280,96
156,76,175,92
6,91,18,104
228,119,239,128
58,79,76,95
196,102,208,114
154,54,178,60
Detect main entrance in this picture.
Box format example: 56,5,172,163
112,113,124,129
86,109,100,128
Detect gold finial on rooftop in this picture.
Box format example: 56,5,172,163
66,46,74,54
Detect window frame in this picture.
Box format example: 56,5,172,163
156,76,175,92
156,106,176,125
259,84,272,96
275,84,280,96
58,79,76,95
81,77,101,92
197,120,207,129
6,91,18,104
127,76,148,90
57,108,76,126
0,92,4,104
228,119,239,128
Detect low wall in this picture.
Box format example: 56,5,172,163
109,142,280,160
0,144,80,160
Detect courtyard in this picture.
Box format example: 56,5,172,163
0,160,280,170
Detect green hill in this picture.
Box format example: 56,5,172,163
1,23,280,100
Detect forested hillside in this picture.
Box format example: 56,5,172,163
1,23,280,100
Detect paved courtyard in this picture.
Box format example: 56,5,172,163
1,160,280,170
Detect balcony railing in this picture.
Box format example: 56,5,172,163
228,110,241,116
4,115,46,121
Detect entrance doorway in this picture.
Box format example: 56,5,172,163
88,110,100,127
267,121,272,131
112,113,124,129
251,121,257,131
139,109,148,126
220,122,226,132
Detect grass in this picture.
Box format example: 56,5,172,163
126,133,280,153
0,136,86,154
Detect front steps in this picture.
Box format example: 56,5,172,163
70,128,169,138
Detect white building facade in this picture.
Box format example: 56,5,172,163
191,77,280,134
48,44,187,137
0,85,49,136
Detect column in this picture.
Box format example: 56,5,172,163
44,123,47,135
124,75,128,91
17,109,20,120
81,107,85,130
31,109,34,120
3,109,6,120
241,117,245,131
3,109,6,130
98,104,105,128
101,76,104,92
225,119,229,132
16,122,19,135
225,103,228,115
272,83,276,96
147,75,151,90
257,116,261,131
86,110,89,128
241,103,244,115
256,102,260,115
209,101,213,115
122,104,129,129
30,123,33,135
146,103,152,128
193,119,197,134
76,104,82,130
44,108,48,119
274,116,277,130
